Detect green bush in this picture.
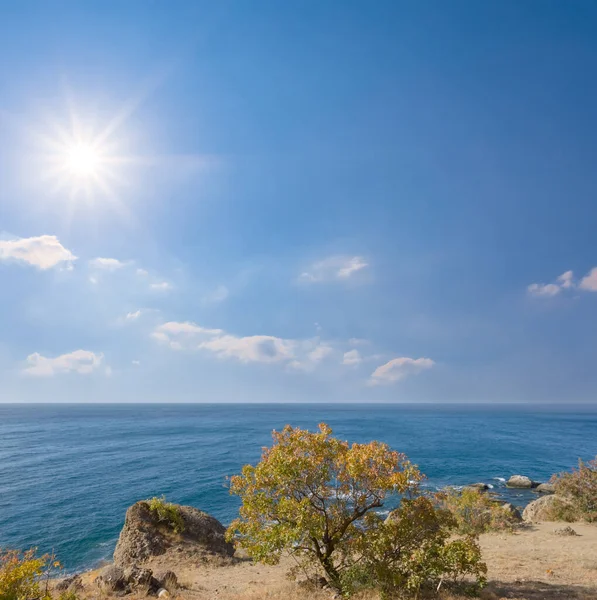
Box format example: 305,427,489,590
343,497,487,599
550,457,597,522
226,423,486,598
147,496,185,534
435,488,519,535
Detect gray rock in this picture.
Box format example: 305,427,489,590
506,475,537,489
553,526,579,536
124,564,154,588
465,483,490,491
55,575,83,592
536,483,556,494
96,565,128,593
113,500,234,568
522,494,573,522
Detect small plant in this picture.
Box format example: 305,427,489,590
550,457,597,522
0,548,51,600
436,488,519,535
147,496,185,534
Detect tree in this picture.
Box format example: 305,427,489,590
226,423,423,591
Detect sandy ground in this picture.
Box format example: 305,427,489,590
74,521,597,600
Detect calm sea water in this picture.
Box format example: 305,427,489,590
1,403,596,571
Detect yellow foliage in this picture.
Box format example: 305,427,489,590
0,548,50,600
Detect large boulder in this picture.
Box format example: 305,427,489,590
506,475,537,489
113,501,234,568
522,494,572,522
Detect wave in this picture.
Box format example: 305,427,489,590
493,477,506,483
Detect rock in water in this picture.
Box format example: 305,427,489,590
506,475,537,488
113,500,234,568
522,494,572,522
536,483,555,494
465,483,490,491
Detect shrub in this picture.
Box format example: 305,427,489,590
0,548,51,600
226,423,486,597
436,488,519,535
550,457,597,522
147,496,185,533
344,497,487,598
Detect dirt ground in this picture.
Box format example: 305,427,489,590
75,521,597,600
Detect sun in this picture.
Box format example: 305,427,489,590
64,143,102,177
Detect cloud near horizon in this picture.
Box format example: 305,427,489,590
22,350,104,377
369,357,434,386
152,320,335,369
298,255,368,283
0,235,76,270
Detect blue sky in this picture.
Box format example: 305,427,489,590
1,1,596,403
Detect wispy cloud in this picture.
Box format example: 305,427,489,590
22,350,104,377
202,285,229,304
369,357,434,386
152,320,335,370
150,281,172,291
343,349,362,366
0,235,76,270
126,310,142,320
298,255,368,283
89,257,128,270
528,268,597,296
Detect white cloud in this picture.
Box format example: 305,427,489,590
579,267,597,292
126,310,142,320
89,257,127,270
527,282,562,297
22,350,104,377
203,285,229,303
369,357,434,386
298,255,368,283
0,235,76,269
557,270,574,289
528,270,577,297
136,268,148,276
528,268,597,296
152,321,338,369
132,360,141,366
150,281,172,291
343,349,362,366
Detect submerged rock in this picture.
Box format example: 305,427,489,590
536,483,555,494
113,500,234,568
506,475,537,489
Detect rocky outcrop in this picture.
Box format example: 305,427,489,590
522,494,572,522
536,483,555,494
506,475,538,489
113,501,234,568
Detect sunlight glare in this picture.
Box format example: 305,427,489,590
64,143,101,177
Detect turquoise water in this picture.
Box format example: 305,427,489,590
1,403,596,571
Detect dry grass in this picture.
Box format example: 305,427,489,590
64,522,597,600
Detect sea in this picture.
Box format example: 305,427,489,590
1,403,596,572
